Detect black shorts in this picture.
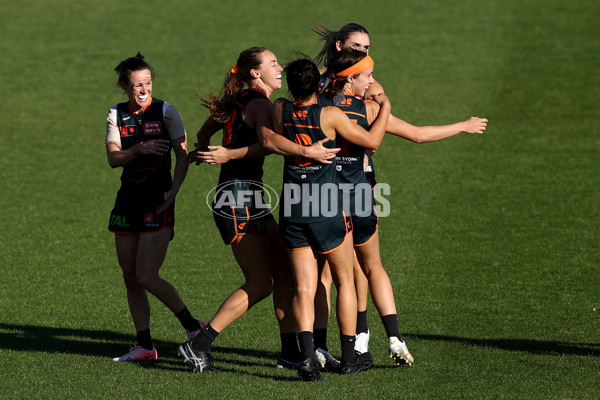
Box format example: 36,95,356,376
211,179,274,245
108,198,174,236
212,206,273,245
351,210,378,246
279,213,352,254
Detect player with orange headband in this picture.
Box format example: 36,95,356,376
316,48,415,367
272,56,392,381
313,23,487,363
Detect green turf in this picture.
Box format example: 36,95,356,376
1,0,599,398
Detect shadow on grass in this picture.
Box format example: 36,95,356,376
0,323,296,380
2,323,597,378
406,332,600,357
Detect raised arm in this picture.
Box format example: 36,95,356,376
323,92,391,151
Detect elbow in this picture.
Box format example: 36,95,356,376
260,134,277,153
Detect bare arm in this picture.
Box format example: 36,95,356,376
322,93,392,151
386,115,488,143
106,138,170,168
196,142,271,165
364,78,384,98
157,135,188,213
188,116,223,165
256,98,339,163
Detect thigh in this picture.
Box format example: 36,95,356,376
115,234,139,275
231,233,272,282
289,247,319,293
136,229,173,274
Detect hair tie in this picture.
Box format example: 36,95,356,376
334,55,374,77
230,64,238,74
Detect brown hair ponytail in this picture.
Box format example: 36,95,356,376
200,47,268,123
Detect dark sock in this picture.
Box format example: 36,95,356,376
340,334,356,363
357,310,369,334
191,323,219,352
381,314,402,340
175,306,200,332
136,329,153,350
313,328,328,351
298,331,314,358
280,332,300,360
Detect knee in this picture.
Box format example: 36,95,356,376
122,271,140,290
247,279,273,302
135,271,159,290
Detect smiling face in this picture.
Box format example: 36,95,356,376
254,50,283,95
337,32,371,54
121,68,152,112
348,65,374,97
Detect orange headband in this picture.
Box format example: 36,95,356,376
334,55,374,77
230,64,238,74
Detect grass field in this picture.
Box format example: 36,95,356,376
1,0,599,398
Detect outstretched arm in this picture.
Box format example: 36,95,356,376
386,115,488,143
195,143,271,165
188,116,223,165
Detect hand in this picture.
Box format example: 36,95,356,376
305,137,340,164
197,146,232,165
188,147,206,165
463,117,488,134
156,190,176,214
367,92,390,108
139,139,169,155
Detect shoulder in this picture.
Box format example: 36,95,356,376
162,102,181,119
245,96,273,113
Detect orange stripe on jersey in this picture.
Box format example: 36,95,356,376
284,123,320,129
344,111,366,119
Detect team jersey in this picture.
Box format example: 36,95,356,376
218,88,268,183
279,100,339,223
317,93,369,186
106,98,178,200
317,93,374,216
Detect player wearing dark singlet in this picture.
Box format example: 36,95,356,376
319,49,415,366
272,57,391,381
313,23,488,359
211,88,274,245
106,53,204,362
180,47,339,373
317,92,378,246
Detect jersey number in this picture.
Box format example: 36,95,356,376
294,133,313,167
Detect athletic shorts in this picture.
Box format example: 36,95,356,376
351,210,378,246
212,205,273,245
211,179,274,245
108,198,175,236
279,213,352,254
